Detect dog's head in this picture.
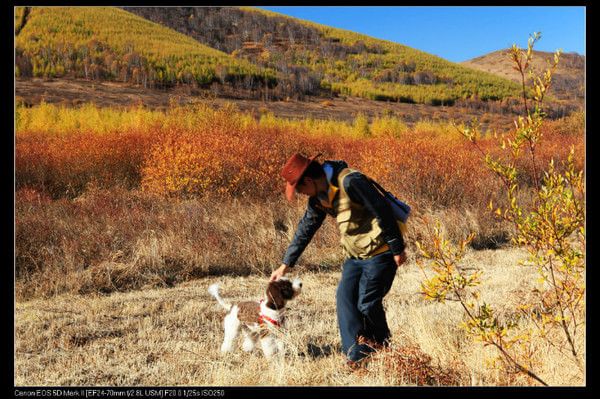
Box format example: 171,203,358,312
265,277,302,310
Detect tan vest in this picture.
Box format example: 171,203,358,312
333,168,405,259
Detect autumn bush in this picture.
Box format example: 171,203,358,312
16,101,583,203
417,34,585,386
15,100,584,300
16,100,583,203
16,128,152,198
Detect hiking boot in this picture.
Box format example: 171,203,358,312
357,336,389,351
345,351,375,372
346,358,369,373
346,359,362,370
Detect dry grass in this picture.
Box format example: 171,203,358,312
15,247,583,386
15,186,508,301
14,184,584,386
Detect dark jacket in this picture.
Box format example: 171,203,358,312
282,160,405,267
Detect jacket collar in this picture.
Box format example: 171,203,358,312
318,160,347,209
323,160,348,186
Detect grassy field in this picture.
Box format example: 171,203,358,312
15,247,584,386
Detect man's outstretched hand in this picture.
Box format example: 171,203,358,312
270,264,290,281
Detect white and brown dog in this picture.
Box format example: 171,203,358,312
208,277,302,357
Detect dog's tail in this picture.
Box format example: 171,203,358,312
208,283,232,312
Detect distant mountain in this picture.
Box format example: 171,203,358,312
462,49,584,104
123,6,523,105
24,6,584,110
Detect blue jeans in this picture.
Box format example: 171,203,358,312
336,250,397,362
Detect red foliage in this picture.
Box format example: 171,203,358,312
16,113,584,211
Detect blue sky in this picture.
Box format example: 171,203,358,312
259,6,586,63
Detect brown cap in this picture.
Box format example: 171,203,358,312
280,153,321,201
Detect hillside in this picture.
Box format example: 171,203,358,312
36,6,520,106
462,49,584,104
123,6,523,105
14,7,276,92
14,6,581,116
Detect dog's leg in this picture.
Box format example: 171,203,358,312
221,307,240,353
241,329,256,353
259,336,278,358
276,338,285,356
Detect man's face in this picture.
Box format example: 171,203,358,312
295,177,318,197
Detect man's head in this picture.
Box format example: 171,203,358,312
281,153,327,201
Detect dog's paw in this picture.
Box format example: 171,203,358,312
220,344,234,353
242,340,255,352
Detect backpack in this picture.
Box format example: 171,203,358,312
367,178,411,223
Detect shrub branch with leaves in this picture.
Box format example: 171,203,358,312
418,32,585,385
417,223,548,386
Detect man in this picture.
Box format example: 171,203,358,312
270,153,408,367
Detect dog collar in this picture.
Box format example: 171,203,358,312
259,300,282,327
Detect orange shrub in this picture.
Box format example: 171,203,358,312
16,102,584,208
141,129,227,198
350,134,497,209
16,129,152,198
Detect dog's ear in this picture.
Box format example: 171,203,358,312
266,280,288,310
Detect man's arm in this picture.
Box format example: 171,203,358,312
344,173,406,257
271,199,327,281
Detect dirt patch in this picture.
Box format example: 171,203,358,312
16,78,518,130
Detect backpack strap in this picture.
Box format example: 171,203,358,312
367,177,387,197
